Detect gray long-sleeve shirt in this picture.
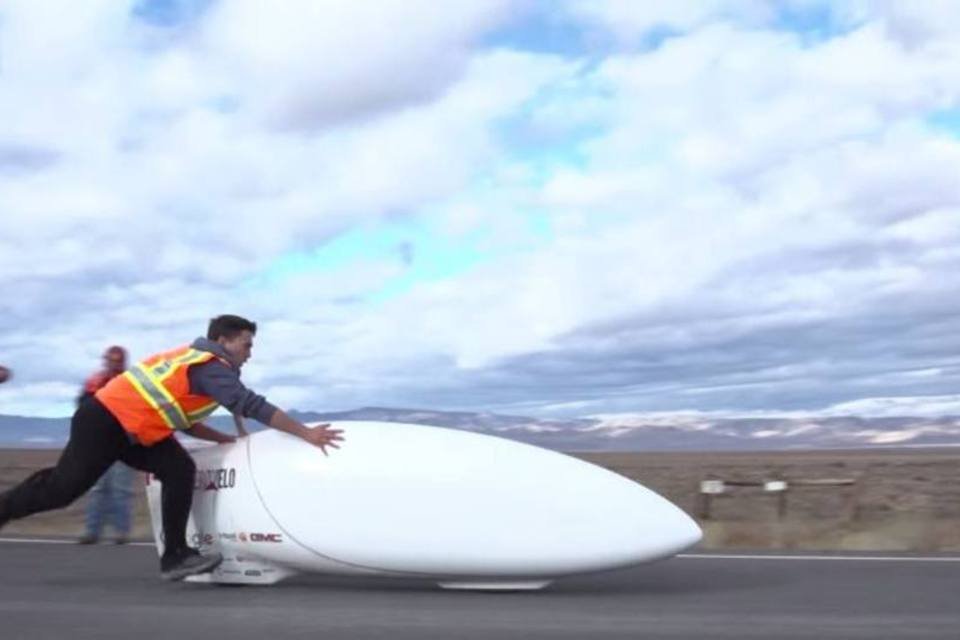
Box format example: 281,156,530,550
186,337,278,425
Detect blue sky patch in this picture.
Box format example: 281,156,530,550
243,212,553,304
485,7,594,57
927,108,960,138
770,2,863,45
132,0,213,28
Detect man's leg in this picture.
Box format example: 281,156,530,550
120,435,220,579
0,400,123,527
120,437,195,553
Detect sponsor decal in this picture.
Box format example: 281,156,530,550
237,531,284,543
194,467,236,492
244,570,262,577
250,533,283,543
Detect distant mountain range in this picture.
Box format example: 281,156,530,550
2,406,960,451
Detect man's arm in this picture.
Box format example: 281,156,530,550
232,412,249,437
189,361,278,424
184,422,236,445
189,360,343,453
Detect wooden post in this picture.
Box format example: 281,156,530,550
764,480,789,520
699,480,725,520
698,492,712,520
847,475,862,522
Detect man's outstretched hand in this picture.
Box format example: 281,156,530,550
269,409,346,455
303,423,344,456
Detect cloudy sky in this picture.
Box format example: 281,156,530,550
1,0,959,420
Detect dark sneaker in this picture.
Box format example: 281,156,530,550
160,547,223,581
77,533,99,545
113,536,128,545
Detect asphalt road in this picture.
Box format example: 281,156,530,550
0,539,957,639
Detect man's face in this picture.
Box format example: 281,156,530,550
219,330,254,368
104,352,125,374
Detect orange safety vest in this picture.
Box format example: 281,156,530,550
95,345,227,446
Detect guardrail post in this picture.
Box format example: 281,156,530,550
764,480,789,520
699,480,725,520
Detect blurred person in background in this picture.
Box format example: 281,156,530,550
77,346,133,545
0,365,11,384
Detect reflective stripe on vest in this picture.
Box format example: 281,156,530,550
123,348,219,432
186,402,219,423
152,348,214,382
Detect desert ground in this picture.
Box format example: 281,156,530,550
1,447,958,551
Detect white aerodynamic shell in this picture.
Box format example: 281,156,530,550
146,421,701,589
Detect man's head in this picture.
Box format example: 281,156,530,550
0,365,10,384
207,314,257,368
103,346,127,374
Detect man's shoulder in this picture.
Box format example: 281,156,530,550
189,357,237,378
83,371,111,393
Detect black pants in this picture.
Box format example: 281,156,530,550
0,398,195,555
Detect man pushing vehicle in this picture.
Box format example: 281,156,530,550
0,314,344,580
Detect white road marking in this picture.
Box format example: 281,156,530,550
0,537,153,547
677,553,960,562
0,537,958,562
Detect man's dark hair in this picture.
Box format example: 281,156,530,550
207,315,257,340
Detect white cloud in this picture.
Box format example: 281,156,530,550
199,0,513,130
0,0,578,414
327,10,960,410
826,394,960,418
590,392,960,422
2,3,960,419
871,0,960,49
0,381,78,417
